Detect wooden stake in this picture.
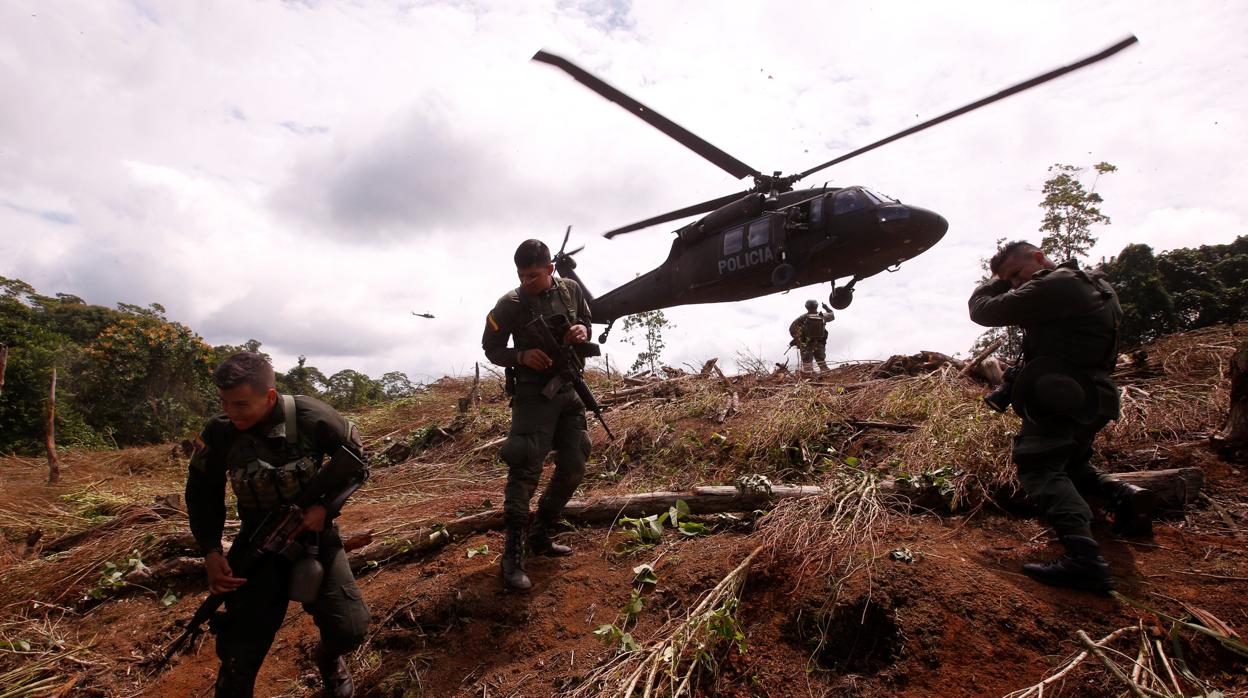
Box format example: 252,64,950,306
0,344,8,396
46,366,59,484
959,337,1005,378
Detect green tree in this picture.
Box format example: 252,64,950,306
1038,161,1116,262
77,315,216,444
1102,243,1176,348
379,370,421,399
277,355,328,396
621,310,671,375
322,369,384,410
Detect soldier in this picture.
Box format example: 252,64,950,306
185,352,370,697
482,239,593,590
789,299,834,373
969,241,1155,592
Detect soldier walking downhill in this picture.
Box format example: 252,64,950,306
482,239,594,590
789,299,835,373
185,352,370,697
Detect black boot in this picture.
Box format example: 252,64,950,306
1022,535,1113,593
1108,482,1157,537
501,523,531,590
315,645,353,698
529,517,572,557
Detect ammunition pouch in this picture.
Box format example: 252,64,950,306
228,456,316,511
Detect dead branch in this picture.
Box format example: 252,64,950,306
47,367,59,485
959,338,1004,377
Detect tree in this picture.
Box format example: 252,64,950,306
1038,161,1116,262
379,370,421,399
277,355,328,397
621,310,671,375
322,369,384,410
77,315,216,444
1102,243,1176,348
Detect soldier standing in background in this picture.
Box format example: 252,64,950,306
789,299,834,374
185,352,370,697
482,239,594,591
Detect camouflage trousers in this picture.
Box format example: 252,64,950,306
499,382,591,529
214,529,369,698
799,341,829,373
1011,415,1123,536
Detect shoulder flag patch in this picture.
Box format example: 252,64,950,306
487,312,500,332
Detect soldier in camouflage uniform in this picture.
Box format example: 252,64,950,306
970,241,1155,592
482,239,593,590
789,299,834,373
186,352,370,697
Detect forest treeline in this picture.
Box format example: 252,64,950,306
1103,236,1247,347
0,278,421,454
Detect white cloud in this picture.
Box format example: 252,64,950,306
1,0,1246,383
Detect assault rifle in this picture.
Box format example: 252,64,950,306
525,313,615,440
153,446,368,671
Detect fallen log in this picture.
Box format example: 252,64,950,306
348,467,1205,573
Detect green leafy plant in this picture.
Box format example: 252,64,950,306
633,563,659,586
466,544,489,559
88,550,147,600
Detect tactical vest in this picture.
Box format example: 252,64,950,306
803,313,828,342
226,395,319,511
1022,268,1121,373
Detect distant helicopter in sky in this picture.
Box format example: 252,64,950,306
532,37,1138,341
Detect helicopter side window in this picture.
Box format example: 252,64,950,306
723,226,744,255
833,189,869,214
746,219,770,248
809,196,824,224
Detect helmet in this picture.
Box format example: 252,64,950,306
805,299,818,311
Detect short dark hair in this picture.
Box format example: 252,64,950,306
214,352,275,391
989,241,1040,275
514,239,551,268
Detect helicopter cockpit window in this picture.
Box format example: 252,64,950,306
862,188,897,204
723,226,744,255
809,196,824,224
747,219,770,248
833,188,870,215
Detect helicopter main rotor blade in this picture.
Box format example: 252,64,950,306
795,35,1138,182
533,50,763,182
603,189,752,239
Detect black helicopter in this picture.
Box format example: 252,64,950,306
532,36,1137,340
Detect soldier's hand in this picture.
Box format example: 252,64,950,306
564,324,588,344
520,348,553,371
205,550,246,594
289,504,328,542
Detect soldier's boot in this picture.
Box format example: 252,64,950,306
801,360,815,374
1022,535,1113,593
529,516,572,557
501,523,532,590
314,644,353,698
816,360,830,374
1106,482,1157,537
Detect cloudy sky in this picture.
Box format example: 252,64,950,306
2,0,1245,382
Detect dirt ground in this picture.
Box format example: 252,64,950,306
2,328,1247,697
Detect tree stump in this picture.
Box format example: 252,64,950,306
1213,340,1248,461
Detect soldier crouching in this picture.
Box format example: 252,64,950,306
482,239,594,590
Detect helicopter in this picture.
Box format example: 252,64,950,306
532,36,1138,341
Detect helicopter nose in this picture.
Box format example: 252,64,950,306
882,205,947,263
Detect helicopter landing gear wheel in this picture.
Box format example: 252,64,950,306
830,278,858,310
770,263,796,288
